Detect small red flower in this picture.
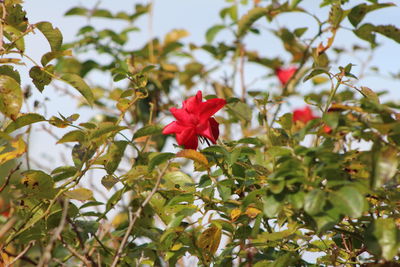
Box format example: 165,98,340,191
323,125,332,134
163,91,226,149
293,106,332,134
276,67,297,86
293,106,316,123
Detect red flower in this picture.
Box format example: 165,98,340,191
293,106,332,133
162,91,226,149
293,106,316,123
276,67,297,86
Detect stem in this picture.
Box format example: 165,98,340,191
110,162,170,267
37,198,69,267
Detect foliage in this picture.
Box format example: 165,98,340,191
0,0,399,266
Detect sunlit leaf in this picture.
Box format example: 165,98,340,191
206,25,225,43
29,65,53,92
20,170,55,199
329,186,364,218
4,113,45,133
237,7,266,38
176,149,209,167
64,188,93,201
60,73,94,106
349,3,395,27
148,152,175,171
197,224,222,262
0,136,26,165
365,218,399,261
0,75,23,120
372,144,398,189
36,21,63,52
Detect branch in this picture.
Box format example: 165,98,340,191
37,198,69,267
5,241,35,267
0,162,22,193
110,163,170,267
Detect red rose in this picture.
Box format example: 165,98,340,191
293,106,332,133
276,67,297,86
163,91,226,149
293,106,316,123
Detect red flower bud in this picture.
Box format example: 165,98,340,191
163,91,226,149
276,67,297,86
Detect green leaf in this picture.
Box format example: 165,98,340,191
365,218,399,261
60,73,94,106
0,65,20,84
328,3,343,29
133,124,163,139
104,140,128,174
303,68,331,82
148,152,175,171
329,186,364,218
36,21,63,52
304,189,326,215
237,7,267,38
217,184,231,201
0,74,23,120
206,25,225,43
227,101,252,121
64,188,93,201
4,113,45,133
20,170,55,199
354,23,400,47
348,3,395,27
162,171,195,193
101,175,119,190
90,123,127,140
57,130,85,144
4,25,25,52
41,50,72,66
360,86,380,104
51,166,77,182
92,9,113,18
64,7,88,16
372,144,398,189
262,195,281,217
29,66,53,92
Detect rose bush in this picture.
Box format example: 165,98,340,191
0,0,399,266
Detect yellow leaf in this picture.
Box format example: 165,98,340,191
171,243,183,251
164,29,189,44
197,224,222,262
245,207,261,218
230,208,241,221
112,213,128,228
0,136,26,165
64,188,93,201
176,149,209,167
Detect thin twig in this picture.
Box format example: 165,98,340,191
110,163,170,267
61,240,92,266
37,198,69,267
0,162,22,193
5,241,35,267
0,218,16,240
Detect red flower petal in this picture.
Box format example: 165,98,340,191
293,106,316,123
209,117,220,143
162,121,186,135
323,125,332,134
176,127,198,149
276,67,297,86
199,98,226,122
